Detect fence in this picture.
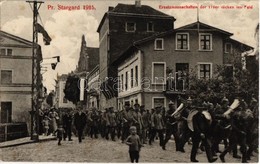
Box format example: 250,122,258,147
0,122,28,142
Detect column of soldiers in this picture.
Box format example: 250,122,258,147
59,94,258,163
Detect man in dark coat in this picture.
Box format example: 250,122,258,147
161,101,179,151
74,106,87,143
62,109,73,141
190,105,217,163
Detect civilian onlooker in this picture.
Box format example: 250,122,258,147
42,115,50,136
125,126,143,163
55,124,64,145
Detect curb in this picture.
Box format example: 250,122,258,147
0,137,56,149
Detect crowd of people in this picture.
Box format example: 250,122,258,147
40,94,258,163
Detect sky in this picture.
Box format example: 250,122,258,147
0,0,259,92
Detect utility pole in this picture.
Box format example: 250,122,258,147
27,0,44,141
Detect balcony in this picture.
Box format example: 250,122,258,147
164,72,188,95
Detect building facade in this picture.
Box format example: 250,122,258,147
87,65,100,108
0,31,34,125
115,21,253,110
97,1,176,110
55,74,75,109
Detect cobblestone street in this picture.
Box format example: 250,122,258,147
0,136,258,163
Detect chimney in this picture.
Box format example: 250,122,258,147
108,6,114,11
135,0,141,7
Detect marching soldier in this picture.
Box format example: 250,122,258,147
121,103,131,142
178,97,193,152
190,104,217,163
220,95,249,163
141,105,149,144
88,107,100,139
161,101,179,151
107,107,117,141
62,109,73,141
132,104,143,141
149,106,165,147
74,105,87,143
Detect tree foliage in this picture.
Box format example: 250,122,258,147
188,53,258,105
64,74,80,104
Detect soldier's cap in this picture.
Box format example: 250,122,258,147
124,103,130,106
134,103,140,107
168,101,174,105
187,97,192,101
130,126,136,130
251,98,257,102
222,97,229,102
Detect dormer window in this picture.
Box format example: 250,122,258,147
225,43,233,53
147,22,154,32
199,33,212,51
126,22,136,32
154,38,164,50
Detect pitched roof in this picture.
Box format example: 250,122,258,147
175,21,233,36
0,30,32,47
134,21,235,45
113,21,253,66
97,3,175,32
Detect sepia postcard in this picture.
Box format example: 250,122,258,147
0,0,259,163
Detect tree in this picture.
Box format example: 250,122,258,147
188,48,258,105
64,74,80,104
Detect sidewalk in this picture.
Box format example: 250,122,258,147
0,135,56,148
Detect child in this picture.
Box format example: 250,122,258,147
125,126,143,163
55,124,64,145
42,115,50,136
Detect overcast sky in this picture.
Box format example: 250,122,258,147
1,0,259,92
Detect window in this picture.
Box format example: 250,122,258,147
63,97,68,103
126,22,136,32
0,49,5,55
225,43,232,53
147,22,154,32
198,63,212,79
1,70,12,84
154,38,164,50
199,33,212,50
121,74,124,91
176,33,189,50
135,66,138,86
125,71,128,90
152,62,166,84
0,48,12,56
152,97,165,108
131,68,134,88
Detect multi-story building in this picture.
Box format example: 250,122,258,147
87,65,100,108
0,31,35,124
114,21,253,110
0,31,44,140
97,1,176,110
55,74,75,109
